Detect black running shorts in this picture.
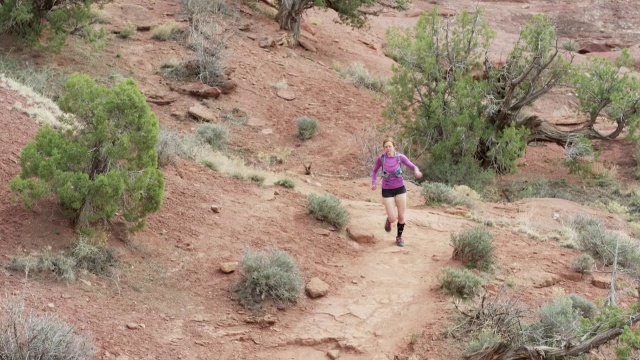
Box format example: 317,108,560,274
382,185,406,198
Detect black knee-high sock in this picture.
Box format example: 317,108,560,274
397,223,405,238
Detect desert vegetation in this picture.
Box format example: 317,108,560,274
10,74,165,232
385,10,640,190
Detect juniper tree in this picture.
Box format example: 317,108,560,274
0,0,108,51
10,73,164,231
385,9,640,189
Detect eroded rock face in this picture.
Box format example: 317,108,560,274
306,277,329,298
591,273,612,289
176,84,221,99
347,226,375,244
188,103,217,122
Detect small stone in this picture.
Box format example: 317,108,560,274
211,205,221,213
274,190,280,195
259,37,275,48
47,303,55,309
276,89,295,101
306,277,329,298
327,350,340,359
126,323,140,330
220,261,239,273
298,37,317,52
312,228,331,236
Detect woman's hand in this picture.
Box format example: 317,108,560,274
371,184,377,190
415,169,423,179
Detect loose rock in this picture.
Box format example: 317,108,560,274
306,277,329,298
276,89,296,100
220,261,239,273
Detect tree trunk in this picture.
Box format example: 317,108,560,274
466,312,640,360
518,115,625,146
276,0,313,42
464,328,623,360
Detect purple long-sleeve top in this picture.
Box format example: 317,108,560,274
371,153,418,189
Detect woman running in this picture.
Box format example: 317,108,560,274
371,137,422,246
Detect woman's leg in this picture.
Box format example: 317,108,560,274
395,193,407,240
395,193,407,223
382,196,397,224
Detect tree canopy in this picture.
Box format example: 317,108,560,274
385,9,640,189
10,73,164,231
0,0,107,50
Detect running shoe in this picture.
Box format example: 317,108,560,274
396,236,404,247
384,218,391,232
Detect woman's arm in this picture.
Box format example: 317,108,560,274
400,154,423,178
371,156,382,188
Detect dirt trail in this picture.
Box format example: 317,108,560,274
253,197,469,359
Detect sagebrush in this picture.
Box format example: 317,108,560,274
296,116,319,140
451,226,495,271
235,247,304,310
306,193,349,229
0,300,96,359
438,267,482,298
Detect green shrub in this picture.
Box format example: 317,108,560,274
200,160,218,171
0,300,96,359
536,296,581,345
570,254,594,274
9,253,76,283
565,136,594,161
420,153,496,192
634,145,640,179
157,128,183,167
274,178,295,189
568,215,640,271
306,193,349,229
249,174,265,186
0,55,63,97
159,61,190,81
422,182,457,205
197,123,229,149
10,74,165,231
438,267,482,298
465,331,502,355
568,294,597,320
151,21,181,41
342,62,385,92
118,24,136,39
562,39,580,52
235,247,304,310
0,0,100,51
69,237,119,277
296,116,319,140
231,172,247,181
451,226,495,271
